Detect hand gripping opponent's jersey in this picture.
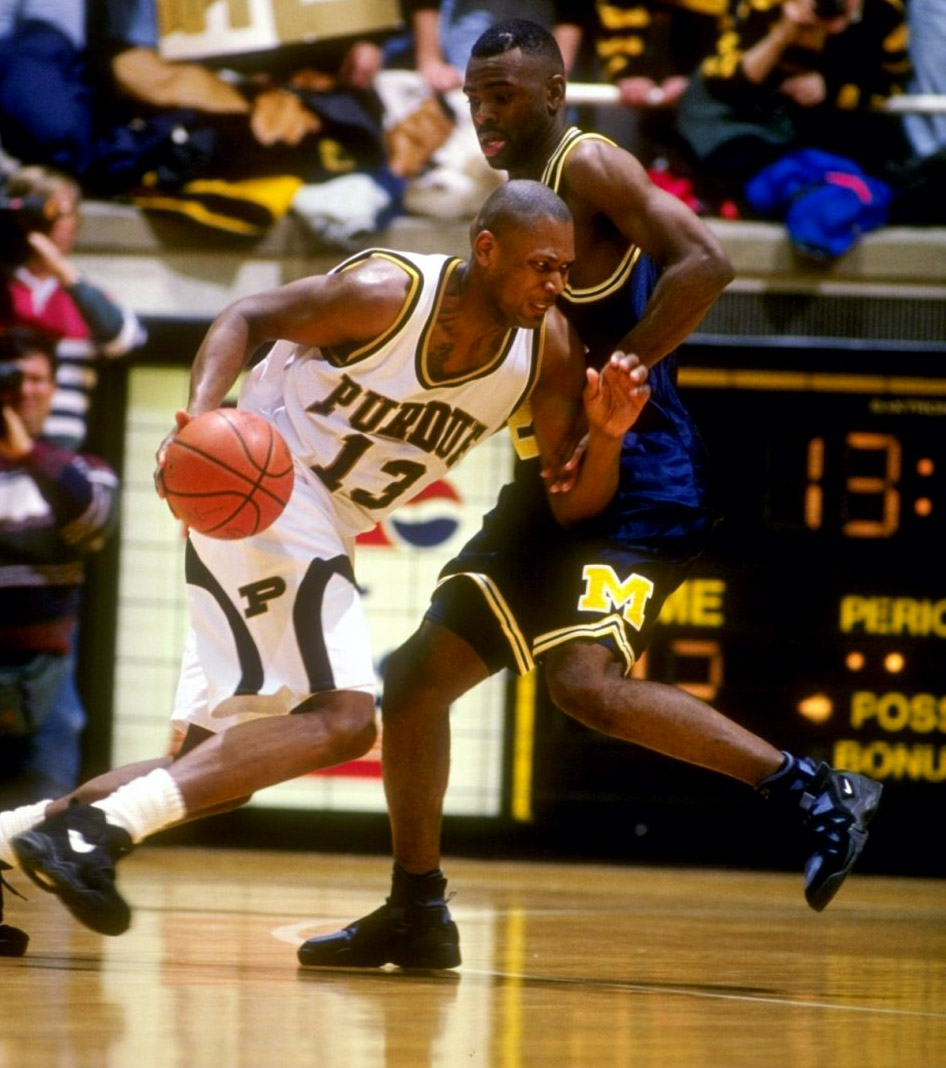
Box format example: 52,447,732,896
239,249,544,538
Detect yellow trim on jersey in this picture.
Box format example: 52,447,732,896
532,613,637,676
566,246,643,304
433,573,535,675
322,249,425,367
415,258,519,389
540,126,595,190
507,400,538,460
540,127,644,304
505,318,550,461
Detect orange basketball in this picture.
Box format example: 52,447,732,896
160,408,294,539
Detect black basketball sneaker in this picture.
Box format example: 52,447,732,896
298,867,460,970
12,803,133,936
799,764,884,912
759,753,883,910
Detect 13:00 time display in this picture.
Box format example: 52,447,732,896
764,430,935,538
680,380,946,563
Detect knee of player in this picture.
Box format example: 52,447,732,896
380,640,421,697
546,669,605,725
339,700,380,760
333,700,378,761
295,691,378,761
380,633,451,714
545,655,624,732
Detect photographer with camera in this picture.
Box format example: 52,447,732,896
675,0,912,212
1,165,145,451
0,326,119,809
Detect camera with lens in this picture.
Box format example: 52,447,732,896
0,191,58,265
0,362,25,410
812,0,847,19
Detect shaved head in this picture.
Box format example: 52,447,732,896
472,180,571,241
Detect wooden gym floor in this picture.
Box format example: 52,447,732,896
1,848,944,1068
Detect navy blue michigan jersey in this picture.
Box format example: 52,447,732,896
508,243,714,553
427,127,716,675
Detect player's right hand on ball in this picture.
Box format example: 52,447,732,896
154,409,192,498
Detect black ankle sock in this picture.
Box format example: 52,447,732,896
390,863,448,906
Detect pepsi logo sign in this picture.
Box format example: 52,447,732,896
357,479,462,549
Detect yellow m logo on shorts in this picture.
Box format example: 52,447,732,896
577,565,655,631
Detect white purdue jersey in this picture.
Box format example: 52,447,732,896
240,249,544,536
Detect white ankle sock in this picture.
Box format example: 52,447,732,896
93,769,187,844
0,800,52,867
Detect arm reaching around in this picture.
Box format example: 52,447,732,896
531,311,650,527
544,354,649,525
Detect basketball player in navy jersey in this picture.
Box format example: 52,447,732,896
0,180,653,941
298,19,884,970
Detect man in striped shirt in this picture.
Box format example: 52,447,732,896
0,326,119,811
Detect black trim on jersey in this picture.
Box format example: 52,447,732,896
321,249,425,367
414,258,517,390
184,539,264,696
292,554,358,693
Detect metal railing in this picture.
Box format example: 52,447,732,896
565,83,946,113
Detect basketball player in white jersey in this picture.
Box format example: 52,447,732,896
0,180,651,942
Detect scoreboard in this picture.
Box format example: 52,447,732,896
526,343,946,875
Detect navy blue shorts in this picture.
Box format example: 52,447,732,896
426,491,710,676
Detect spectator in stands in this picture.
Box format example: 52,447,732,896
0,165,141,815
882,0,946,227
555,0,726,170
0,1,93,180
0,0,391,182
0,165,145,450
0,1,400,239
396,1,567,92
675,0,913,209
0,326,119,805
902,0,946,160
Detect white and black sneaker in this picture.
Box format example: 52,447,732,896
12,803,133,936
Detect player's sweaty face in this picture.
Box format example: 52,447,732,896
464,51,554,175
493,218,573,328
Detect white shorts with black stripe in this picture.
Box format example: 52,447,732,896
171,471,375,735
